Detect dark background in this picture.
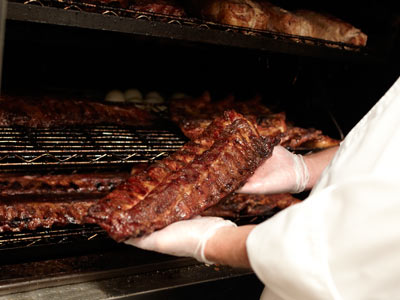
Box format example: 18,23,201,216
2,0,399,138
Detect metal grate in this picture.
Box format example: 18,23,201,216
0,224,107,250
0,215,272,251
0,125,186,172
10,0,367,52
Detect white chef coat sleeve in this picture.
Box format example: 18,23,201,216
247,177,400,300
246,76,400,300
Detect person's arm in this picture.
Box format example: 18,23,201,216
238,145,339,194
198,146,339,269
203,224,255,268
303,145,339,190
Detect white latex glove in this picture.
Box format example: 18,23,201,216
125,216,237,264
238,145,309,194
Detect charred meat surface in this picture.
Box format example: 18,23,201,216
0,172,129,197
0,171,130,232
169,92,340,150
0,168,298,233
202,192,300,218
86,110,248,228
0,96,155,128
87,110,276,241
0,195,98,232
0,166,143,233
129,0,186,16
190,0,367,46
294,9,367,47
170,92,285,141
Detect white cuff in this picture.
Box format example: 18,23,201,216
194,220,237,265
292,154,310,193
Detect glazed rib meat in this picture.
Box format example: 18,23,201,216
294,9,367,47
179,112,287,142
1,162,297,233
87,110,276,241
0,166,149,233
1,110,263,234
279,126,340,149
170,92,272,123
0,172,129,197
0,171,131,232
170,93,340,150
129,0,186,16
86,110,247,226
170,92,285,141
0,96,155,128
192,0,367,46
0,195,98,232
202,192,300,218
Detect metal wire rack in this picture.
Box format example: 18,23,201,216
0,214,274,251
0,125,187,172
9,0,368,53
0,224,107,250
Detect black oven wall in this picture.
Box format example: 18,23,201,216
2,20,398,138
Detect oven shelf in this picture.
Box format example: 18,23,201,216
5,1,376,62
0,252,263,300
0,125,187,172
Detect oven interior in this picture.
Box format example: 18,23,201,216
0,0,399,299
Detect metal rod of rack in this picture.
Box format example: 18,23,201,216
10,0,364,51
0,125,186,171
5,0,374,62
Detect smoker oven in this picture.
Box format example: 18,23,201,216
0,0,399,299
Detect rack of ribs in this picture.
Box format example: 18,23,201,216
87,110,277,241
0,172,130,197
0,96,155,128
0,195,98,232
169,92,340,150
0,165,153,232
0,170,296,233
0,171,132,232
0,166,299,233
202,192,301,218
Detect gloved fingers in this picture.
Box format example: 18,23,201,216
237,145,310,194
125,216,237,264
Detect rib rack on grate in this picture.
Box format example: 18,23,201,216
0,125,187,172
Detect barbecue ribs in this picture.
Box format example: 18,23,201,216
169,92,340,150
0,169,297,233
0,171,131,232
0,172,129,197
0,96,155,128
191,0,367,46
87,110,277,241
202,192,300,218
0,195,97,232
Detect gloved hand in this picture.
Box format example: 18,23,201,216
125,216,237,264
238,145,310,194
